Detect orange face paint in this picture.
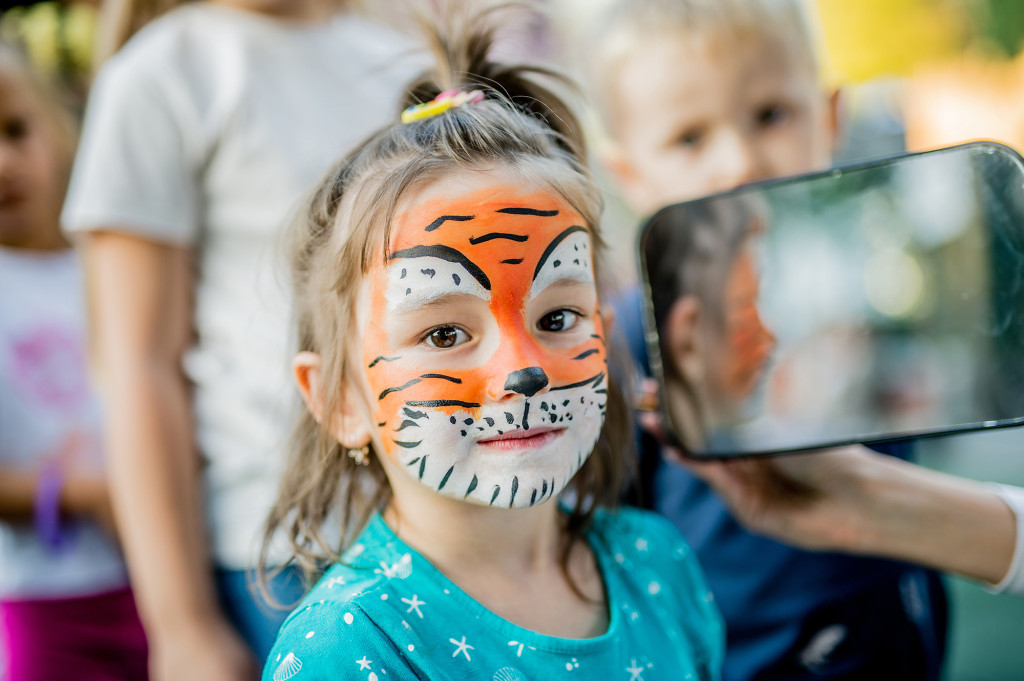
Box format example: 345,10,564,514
361,177,607,508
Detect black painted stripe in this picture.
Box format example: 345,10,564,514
497,207,559,217
509,476,519,508
418,455,428,479
394,440,422,449
378,378,421,400
465,475,479,497
389,244,490,290
468,232,529,245
395,420,420,431
424,214,474,232
403,408,428,420
490,485,501,505
500,258,524,264
406,457,420,467
406,399,481,409
549,372,605,391
438,466,455,490
368,355,399,368
533,226,587,281
420,373,462,384
522,401,530,431
572,348,599,360
541,479,548,498
530,489,538,506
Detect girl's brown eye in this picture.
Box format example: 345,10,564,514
429,326,458,348
538,309,578,332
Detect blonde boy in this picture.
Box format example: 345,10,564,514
587,1,948,680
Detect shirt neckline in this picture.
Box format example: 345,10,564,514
362,509,624,655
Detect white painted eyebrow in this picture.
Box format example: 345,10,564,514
528,275,595,302
384,257,489,315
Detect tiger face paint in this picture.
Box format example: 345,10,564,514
362,170,607,509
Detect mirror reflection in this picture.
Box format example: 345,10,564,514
641,142,1024,457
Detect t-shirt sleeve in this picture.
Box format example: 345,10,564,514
61,50,202,246
640,511,725,680
987,483,1024,597
264,602,420,681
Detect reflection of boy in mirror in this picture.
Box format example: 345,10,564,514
587,0,949,679
647,199,774,448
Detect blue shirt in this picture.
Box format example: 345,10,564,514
265,507,724,681
615,288,947,681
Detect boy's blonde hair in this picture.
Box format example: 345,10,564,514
260,4,633,596
589,0,821,132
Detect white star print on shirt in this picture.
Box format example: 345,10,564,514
450,636,474,661
356,656,372,670
402,594,426,618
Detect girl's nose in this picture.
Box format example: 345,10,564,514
503,366,549,397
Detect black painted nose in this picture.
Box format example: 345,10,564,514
504,366,549,397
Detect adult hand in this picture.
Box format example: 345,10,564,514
636,378,876,553
678,446,879,553
149,616,259,681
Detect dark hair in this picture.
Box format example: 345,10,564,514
259,2,633,602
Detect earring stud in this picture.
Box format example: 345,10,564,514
348,444,370,466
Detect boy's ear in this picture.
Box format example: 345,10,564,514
827,88,843,157
293,351,372,449
664,296,704,382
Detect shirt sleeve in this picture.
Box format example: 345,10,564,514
642,511,725,680
264,602,421,681
61,47,203,246
987,483,1024,597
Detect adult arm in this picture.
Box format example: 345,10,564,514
682,446,1020,590
83,232,256,680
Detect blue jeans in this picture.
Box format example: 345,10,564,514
215,565,306,666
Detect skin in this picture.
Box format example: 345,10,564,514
606,24,1020,589
295,166,609,639
79,2,344,678
605,31,835,213
0,68,67,251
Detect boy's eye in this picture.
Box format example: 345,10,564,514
425,325,468,349
538,309,579,332
755,104,789,128
2,117,27,141
676,127,704,148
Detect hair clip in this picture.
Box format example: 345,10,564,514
401,89,485,124
348,444,370,466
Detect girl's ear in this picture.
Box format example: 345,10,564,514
665,295,704,382
293,351,373,448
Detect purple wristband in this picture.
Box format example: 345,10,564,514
34,462,69,553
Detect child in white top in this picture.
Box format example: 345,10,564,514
0,43,146,681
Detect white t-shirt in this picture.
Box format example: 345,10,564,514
62,3,420,568
0,247,128,599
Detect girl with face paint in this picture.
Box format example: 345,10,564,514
260,7,724,681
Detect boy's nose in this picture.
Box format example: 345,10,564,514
713,129,763,189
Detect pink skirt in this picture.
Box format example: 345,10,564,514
0,587,148,681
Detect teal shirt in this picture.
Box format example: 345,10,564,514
265,507,723,681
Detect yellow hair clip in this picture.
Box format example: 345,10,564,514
401,90,485,124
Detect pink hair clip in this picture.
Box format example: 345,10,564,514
401,89,485,124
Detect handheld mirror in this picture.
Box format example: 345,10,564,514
639,141,1024,458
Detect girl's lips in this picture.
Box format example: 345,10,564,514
477,426,565,451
